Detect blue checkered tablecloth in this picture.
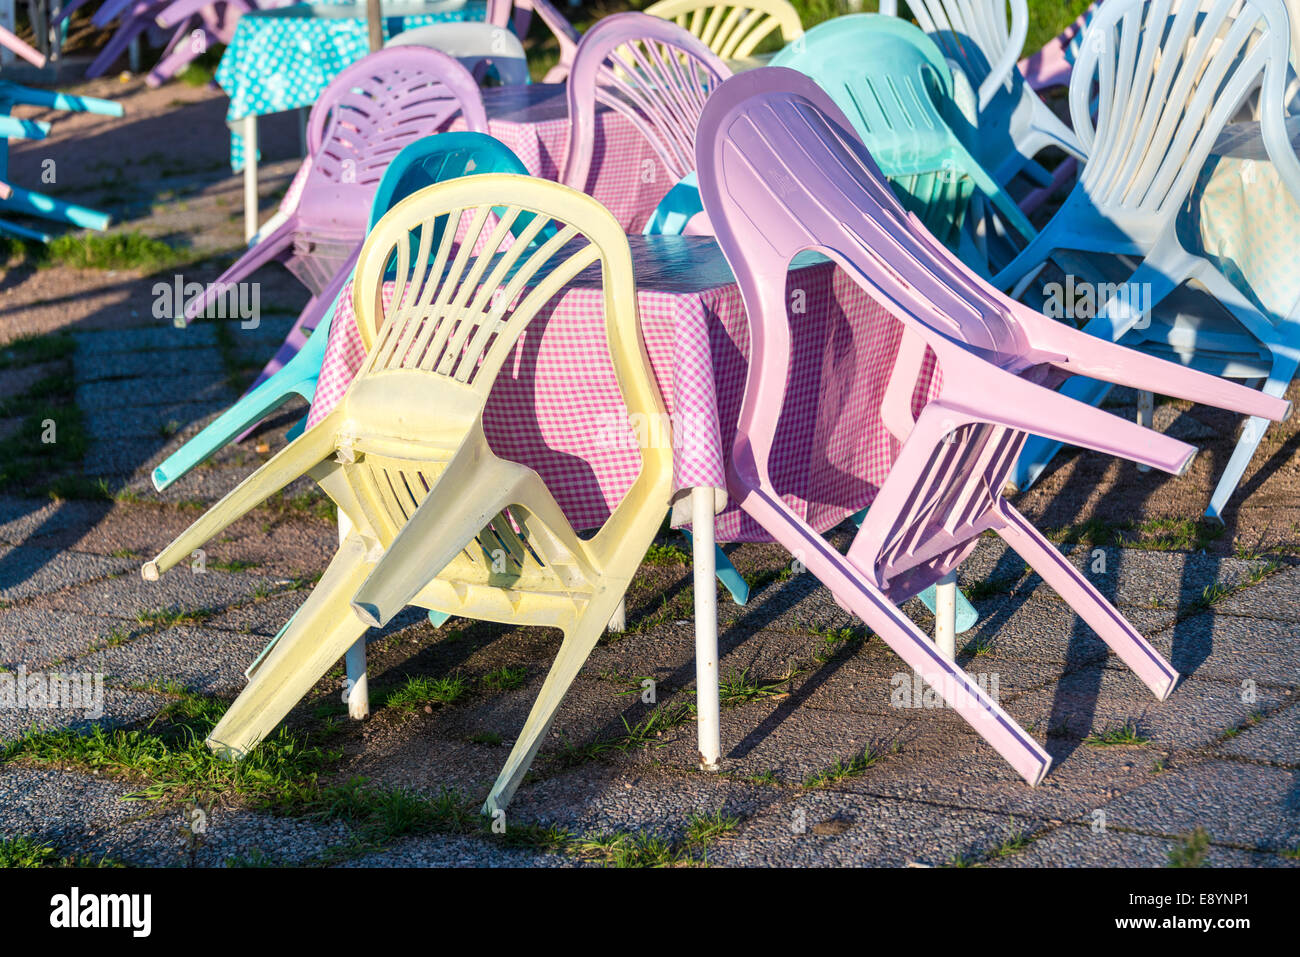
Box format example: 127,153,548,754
216,0,488,171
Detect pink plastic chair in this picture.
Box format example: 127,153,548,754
487,0,581,82
184,47,487,395
562,12,730,218
1018,1,1099,92
1,24,47,68
695,68,1291,784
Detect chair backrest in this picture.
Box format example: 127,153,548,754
349,173,671,554
385,22,530,86
695,68,1033,573
645,0,804,60
563,12,732,193
369,132,530,229
770,15,961,179
880,0,1028,108
1069,0,1300,220
770,15,981,248
299,48,489,231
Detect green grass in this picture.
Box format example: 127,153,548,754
480,666,527,693
0,835,121,868
135,606,215,629
685,809,740,847
38,232,191,271
0,331,75,371
1167,826,1210,868
643,541,691,566
802,747,880,788
380,674,470,712
1084,721,1149,747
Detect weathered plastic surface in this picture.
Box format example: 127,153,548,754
143,175,673,813
644,0,803,59
695,68,1288,784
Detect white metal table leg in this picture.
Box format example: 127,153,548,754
338,511,369,719
242,115,259,243
692,486,720,770
934,569,957,659
1136,390,1154,473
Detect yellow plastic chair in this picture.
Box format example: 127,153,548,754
644,0,803,60
141,174,674,813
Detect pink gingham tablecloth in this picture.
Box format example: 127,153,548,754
306,236,940,542
279,84,673,234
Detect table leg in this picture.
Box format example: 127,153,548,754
1136,390,1154,473
128,36,140,74
0,0,14,67
934,569,957,659
607,598,626,633
243,115,259,243
297,107,309,158
338,510,369,720
692,486,720,771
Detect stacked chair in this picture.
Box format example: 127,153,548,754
993,0,1300,521
692,66,1290,783
145,171,674,813
134,1,1299,808
770,13,1036,265
152,47,488,490
1,49,123,240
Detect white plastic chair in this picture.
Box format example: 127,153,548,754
386,22,531,86
994,0,1300,521
880,0,1085,191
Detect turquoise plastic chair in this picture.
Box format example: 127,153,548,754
770,14,1036,259
151,132,532,492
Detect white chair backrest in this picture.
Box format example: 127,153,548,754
879,0,1029,108
386,22,530,86
1070,0,1300,218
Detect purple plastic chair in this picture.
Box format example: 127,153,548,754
562,12,730,220
1018,1,1099,92
488,0,581,82
184,47,487,396
694,68,1291,784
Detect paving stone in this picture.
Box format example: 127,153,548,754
1092,760,1300,853
72,324,217,355
0,497,112,546
1006,666,1291,751
0,684,164,744
988,823,1296,867
75,373,232,413
0,604,136,669
42,566,291,621
83,399,230,444
74,347,224,383
1140,613,1300,687
67,625,269,696
0,545,135,603
1220,701,1300,765
1215,564,1300,623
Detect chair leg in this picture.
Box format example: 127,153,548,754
483,597,618,813
206,533,373,758
1206,415,1271,524
681,528,749,605
995,502,1179,700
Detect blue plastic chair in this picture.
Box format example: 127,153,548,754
151,132,533,492
769,13,1036,258
0,81,122,239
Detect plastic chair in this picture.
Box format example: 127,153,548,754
694,67,1289,783
386,22,531,86
1,23,47,67
180,48,487,409
770,13,1036,254
1018,1,1100,91
0,81,123,240
993,0,1300,520
644,0,803,60
562,13,730,212
142,174,674,814
151,132,528,490
880,0,1084,193
487,0,581,82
